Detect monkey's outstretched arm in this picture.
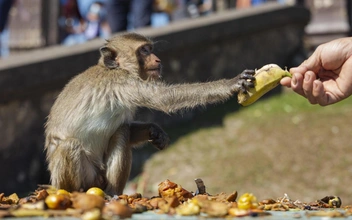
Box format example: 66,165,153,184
121,70,254,114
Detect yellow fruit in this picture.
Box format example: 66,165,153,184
45,194,71,210
45,185,58,195
237,193,258,210
82,208,102,220
57,189,70,196
175,199,201,216
238,64,292,106
86,187,105,198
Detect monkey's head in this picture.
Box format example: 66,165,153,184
99,32,162,81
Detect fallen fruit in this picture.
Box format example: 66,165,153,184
45,194,71,210
72,193,105,211
103,201,133,219
56,189,70,196
86,187,105,198
237,193,258,210
158,179,193,202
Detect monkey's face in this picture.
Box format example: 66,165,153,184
99,33,162,81
138,44,162,81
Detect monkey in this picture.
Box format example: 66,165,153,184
44,32,255,195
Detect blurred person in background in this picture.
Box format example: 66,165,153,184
152,0,212,26
0,0,13,57
59,0,110,46
236,0,252,8
185,0,213,18
76,0,110,40
152,0,177,26
0,0,27,57
105,0,153,33
59,0,86,45
235,0,295,9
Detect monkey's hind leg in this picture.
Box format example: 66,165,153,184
46,138,104,192
104,126,132,196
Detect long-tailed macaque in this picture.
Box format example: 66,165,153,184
45,32,255,195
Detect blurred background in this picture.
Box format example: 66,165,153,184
1,0,352,206
2,0,348,55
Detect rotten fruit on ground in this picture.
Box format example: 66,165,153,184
175,198,200,216
237,193,258,210
197,199,229,217
81,208,102,220
71,193,105,211
158,179,193,202
0,179,348,219
56,189,70,196
103,201,133,219
0,193,19,205
44,194,71,210
148,197,165,209
237,64,292,106
320,196,342,208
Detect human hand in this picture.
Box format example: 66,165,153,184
280,37,352,106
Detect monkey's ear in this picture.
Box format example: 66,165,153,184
100,46,119,69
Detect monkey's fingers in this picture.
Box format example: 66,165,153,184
237,64,292,106
148,135,170,150
239,69,256,80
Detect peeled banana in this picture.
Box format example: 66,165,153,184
238,64,292,106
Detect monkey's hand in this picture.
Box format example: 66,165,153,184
231,69,255,94
148,124,170,150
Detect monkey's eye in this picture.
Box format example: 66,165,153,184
139,45,152,56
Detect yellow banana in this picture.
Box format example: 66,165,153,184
238,64,292,106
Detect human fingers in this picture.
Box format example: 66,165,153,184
289,72,335,106
290,72,306,97
311,80,332,106
280,77,291,87
280,66,307,87
290,66,308,75
302,71,318,104
299,47,322,73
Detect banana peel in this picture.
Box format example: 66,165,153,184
238,64,292,106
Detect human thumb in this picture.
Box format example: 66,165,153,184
300,47,322,74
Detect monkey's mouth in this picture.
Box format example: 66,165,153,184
147,68,162,79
